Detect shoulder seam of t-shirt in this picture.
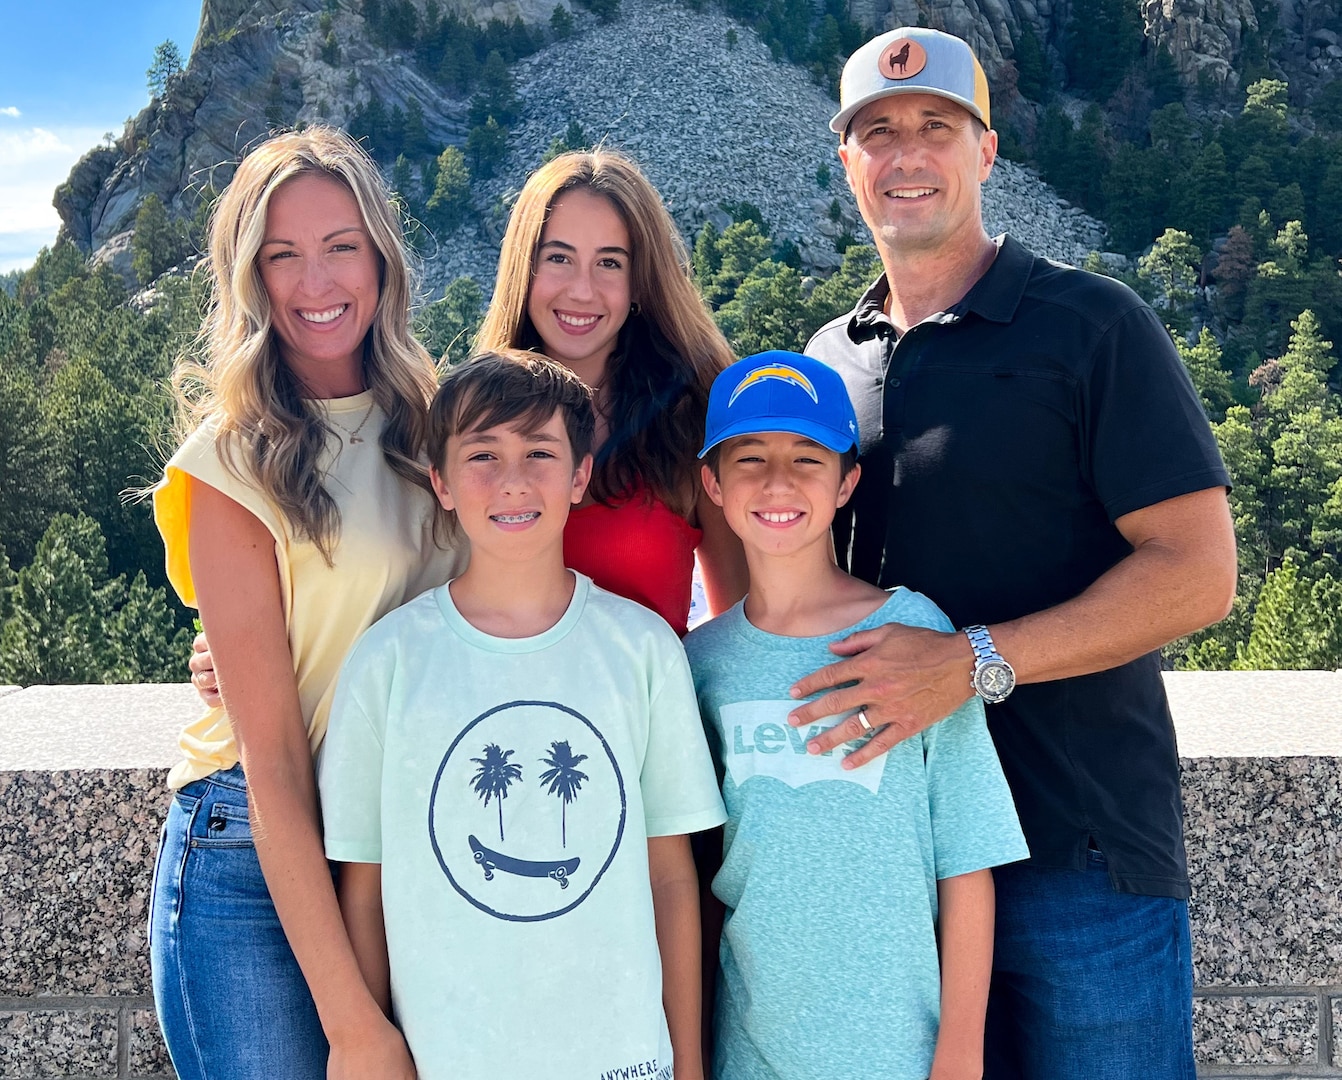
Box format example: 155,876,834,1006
343,682,386,751
647,644,692,711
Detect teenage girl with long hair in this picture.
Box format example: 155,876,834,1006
476,149,748,629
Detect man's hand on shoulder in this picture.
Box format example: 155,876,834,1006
787,623,975,768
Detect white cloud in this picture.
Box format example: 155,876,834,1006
0,107,21,118
0,125,104,270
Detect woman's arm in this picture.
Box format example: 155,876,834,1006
189,478,414,1079
929,869,995,1080
649,834,705,1080
693,485,749,617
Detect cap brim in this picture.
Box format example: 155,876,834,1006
830,86,986,134
699,417,857,459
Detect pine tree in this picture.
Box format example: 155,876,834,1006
1176,327,1235,421
1137,229,1202,314
1232,557,1341,669
146,41,183,98
132,195,181,286
550,4,573,38
415,276,484,365
714,262,810,355
426,147,471,230
0,514,118,684
0,514,190,686
466,117,507,180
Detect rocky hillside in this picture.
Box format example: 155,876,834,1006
436,0,1107,290
57,0,1111,292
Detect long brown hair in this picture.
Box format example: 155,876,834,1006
475,150,733,516
170,126,438,561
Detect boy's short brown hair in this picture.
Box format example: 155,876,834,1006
428,350,596,472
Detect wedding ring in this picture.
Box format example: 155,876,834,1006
856,708,874,734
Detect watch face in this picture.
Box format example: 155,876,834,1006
976,660,1015,703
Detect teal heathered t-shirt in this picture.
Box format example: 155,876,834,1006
683,587,1029,1080
319,573,726,1080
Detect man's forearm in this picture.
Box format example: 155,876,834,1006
994,486,1237,685
788,487,1236,765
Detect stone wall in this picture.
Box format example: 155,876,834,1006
1,675,1339,1078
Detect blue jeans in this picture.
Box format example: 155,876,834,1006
148,765,328,1080
983,850,1196,1080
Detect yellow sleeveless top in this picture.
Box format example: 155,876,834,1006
153,392,466,789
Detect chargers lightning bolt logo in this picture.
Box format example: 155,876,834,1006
728,365,819,408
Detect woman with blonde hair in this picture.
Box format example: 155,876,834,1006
476,149,748,628
150,125,461,1079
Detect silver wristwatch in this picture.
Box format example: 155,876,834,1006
963,624,1015,704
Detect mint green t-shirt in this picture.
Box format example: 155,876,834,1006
684,588,1029,1080
319,573,726,1080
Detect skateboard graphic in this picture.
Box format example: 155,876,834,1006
469,834,581,889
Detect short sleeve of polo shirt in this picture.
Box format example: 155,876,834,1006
1079,302,1229,522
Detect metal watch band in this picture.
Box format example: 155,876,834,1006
963,624,1001,664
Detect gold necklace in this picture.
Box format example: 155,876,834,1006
330,399,376,444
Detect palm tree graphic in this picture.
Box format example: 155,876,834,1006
538,740,589,848
470,743,523,843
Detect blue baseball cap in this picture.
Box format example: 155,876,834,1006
699,351,860,458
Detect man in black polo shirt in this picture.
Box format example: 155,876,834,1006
786,26,1236,1079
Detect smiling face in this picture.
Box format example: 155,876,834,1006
837,92,996,258
431,409,592,566
703,431,860,561
257,172,382,397
525,187,634,383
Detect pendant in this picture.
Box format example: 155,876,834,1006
349,435,363,444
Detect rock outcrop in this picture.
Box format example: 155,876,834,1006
434,0,1105,294
56,0,1109,292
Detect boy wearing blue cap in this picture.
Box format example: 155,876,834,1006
683,351,1028,1080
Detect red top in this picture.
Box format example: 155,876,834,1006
564,487,702,635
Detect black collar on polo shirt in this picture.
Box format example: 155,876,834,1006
845,233,1034,344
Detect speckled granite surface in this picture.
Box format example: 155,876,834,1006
0,1010,118,1078
0,771,165,997
127,1011,172,1076
1184,757,1342,988
1194,996,1319,1065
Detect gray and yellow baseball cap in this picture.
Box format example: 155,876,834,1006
831,27,991,135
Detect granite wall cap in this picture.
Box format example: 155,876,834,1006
2,673,1340,772
0,684,197,771
1163,670,1342,757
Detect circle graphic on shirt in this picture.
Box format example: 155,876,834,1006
428,699,627,922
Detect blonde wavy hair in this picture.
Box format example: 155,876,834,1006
171,126,438,561
475,149,734,517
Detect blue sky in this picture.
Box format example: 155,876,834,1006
0,0,201,272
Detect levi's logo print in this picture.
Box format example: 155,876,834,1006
428,700,626,922
719,700,888,794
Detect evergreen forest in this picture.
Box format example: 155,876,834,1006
3,0,1342,683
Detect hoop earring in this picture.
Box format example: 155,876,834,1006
629,301,641,316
